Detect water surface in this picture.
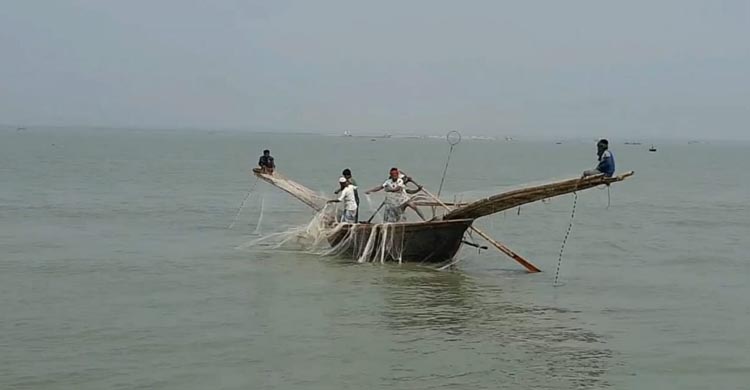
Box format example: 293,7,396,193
1,128,748,389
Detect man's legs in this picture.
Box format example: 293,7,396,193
405,203,426,221
341,210,356,223
383,207,403,223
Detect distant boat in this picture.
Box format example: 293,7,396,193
16,127,26,131
649,145,657,152
624,141,642,145
343,130,353,137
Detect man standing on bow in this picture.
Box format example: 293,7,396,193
365,167,425,222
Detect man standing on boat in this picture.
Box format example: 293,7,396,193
328,177,358,223
583,139,615,177
257,149,275,175
334,169,360,221
365,167,425,222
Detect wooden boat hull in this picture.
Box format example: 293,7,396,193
326,219,474,263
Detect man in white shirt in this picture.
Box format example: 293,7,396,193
365,167,423,222
328,177,358,223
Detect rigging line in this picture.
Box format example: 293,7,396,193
554,191,578,287
433,131,461,218
253,195,265,235
436,143,455,199
228,177,259,229
607,185,611,209
437,256,464,271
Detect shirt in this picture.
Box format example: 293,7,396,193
347,178,360,205
258,155,275,168
596,150,615,177
337,185,358,211
382,178,408,206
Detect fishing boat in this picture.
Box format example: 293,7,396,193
649,145,657,152
251,168,634,268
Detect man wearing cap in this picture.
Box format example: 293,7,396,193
328,177,358,223
334,169,360,221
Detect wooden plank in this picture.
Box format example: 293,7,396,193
443,171,634,221
420,187,542,273
252,169,328,211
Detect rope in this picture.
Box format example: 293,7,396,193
433,131,461,218
436,144,455,199
437,256,463,271
607,185,611,209
228,177,259,229
554,191,578,287
253,195,265,234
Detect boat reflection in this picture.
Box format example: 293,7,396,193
376,267,615,388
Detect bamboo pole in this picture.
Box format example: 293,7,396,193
420,187,542,273
444,171,634,221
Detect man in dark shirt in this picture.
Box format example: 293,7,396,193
583,139,615,177
258,149,275,174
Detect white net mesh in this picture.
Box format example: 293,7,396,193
238,204,408,264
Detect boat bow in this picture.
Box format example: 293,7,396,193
442,171,634,221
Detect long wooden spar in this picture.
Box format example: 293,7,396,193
419,187,542,273
252,169,328,212
443,171,634,221
403,172,541,273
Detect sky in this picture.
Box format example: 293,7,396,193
1,0,748,139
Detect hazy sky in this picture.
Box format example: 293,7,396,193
1,1,748,139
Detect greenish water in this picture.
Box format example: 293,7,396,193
1,129,748,389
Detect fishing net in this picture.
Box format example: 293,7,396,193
239,204,407,263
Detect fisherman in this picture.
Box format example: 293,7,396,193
365,168,407,222
365,167,425,222
328,177,358,223
583,139,615,177
334,169,360,221
258,149,275,175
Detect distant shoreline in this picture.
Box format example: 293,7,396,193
1,124,746,143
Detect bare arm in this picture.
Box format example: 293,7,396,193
328,189,346,203
405,186,422,195
401,175,423,194
365,185,385,194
